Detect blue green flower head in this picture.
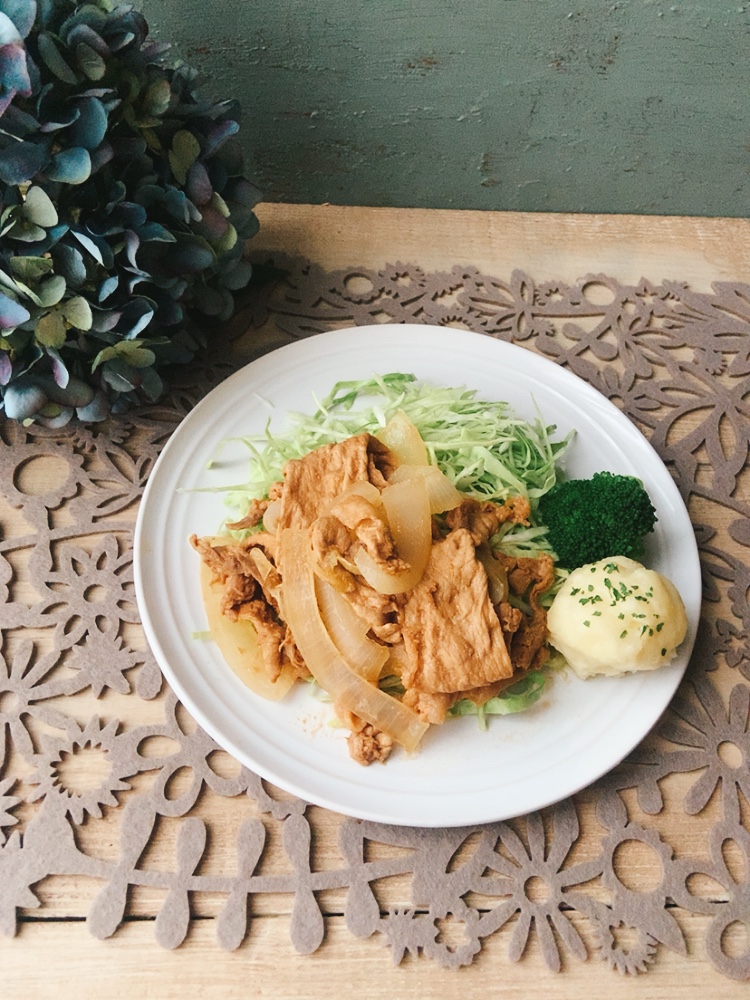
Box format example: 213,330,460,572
0,0,261,426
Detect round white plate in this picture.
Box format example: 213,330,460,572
133,325,701,827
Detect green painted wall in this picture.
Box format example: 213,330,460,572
135,0,750,216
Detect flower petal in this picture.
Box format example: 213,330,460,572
0,141,47,185
2,381,47,420
24,185,58,227
34,310,66,348
37,30,78,84
68,96,108,149
0,11,21,44
0,290,30,329
76,389,110,422
61,295,93,330
52,244,87,286
1,1,36,39
46,146,92,184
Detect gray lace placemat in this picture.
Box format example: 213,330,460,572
1,259,749,979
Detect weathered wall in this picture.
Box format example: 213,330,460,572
135,0,750,216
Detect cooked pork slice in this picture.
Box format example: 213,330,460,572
507,613,550,673
337,575,403,642
191,533,307,682
335,708,394,766
235,599,291,682
191,534,259,615
443,495,531,544
400,528,513,695
327,493,405,567
493,552,555,672
191,533,279,617
279,628,310,680
225,497,270,532
309,515,357,591
327,492,381,529
366,435,397,488
494,551,555,610
455,676,524,705
309,492,405,640
401,688,455,725
347,723,394,765
496,601,523,637
276,433,395,531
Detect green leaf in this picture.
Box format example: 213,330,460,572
140,126,162,152
120,69,141,103
93,338,152,371
4,332,30,356
9,257,54,281
35,311,67,348
38,402,68,422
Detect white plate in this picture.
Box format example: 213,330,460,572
134,325,701,827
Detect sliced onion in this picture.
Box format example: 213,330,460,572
388,464,463,514
353,474,431,594
280,529,428,751
314,575,388,682
199,562,296,701
477,543,509,604
248,546,280,592
376,411,429,466
262,498,282,532
383,641,411,678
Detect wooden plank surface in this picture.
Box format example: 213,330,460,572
4,911,750,1000
251,202,750,290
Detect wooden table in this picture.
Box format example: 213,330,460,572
2,204,750,998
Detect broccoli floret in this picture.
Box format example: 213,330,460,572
538,471,657,570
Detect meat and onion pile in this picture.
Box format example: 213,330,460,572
191,416,555,766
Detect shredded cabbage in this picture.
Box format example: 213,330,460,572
448,672,548,729
222,372,571,558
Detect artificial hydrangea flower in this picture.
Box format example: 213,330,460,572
0,0,261,425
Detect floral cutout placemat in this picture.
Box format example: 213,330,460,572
1,258,749,979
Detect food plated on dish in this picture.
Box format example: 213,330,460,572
133,325,700,826
191,373,689,767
